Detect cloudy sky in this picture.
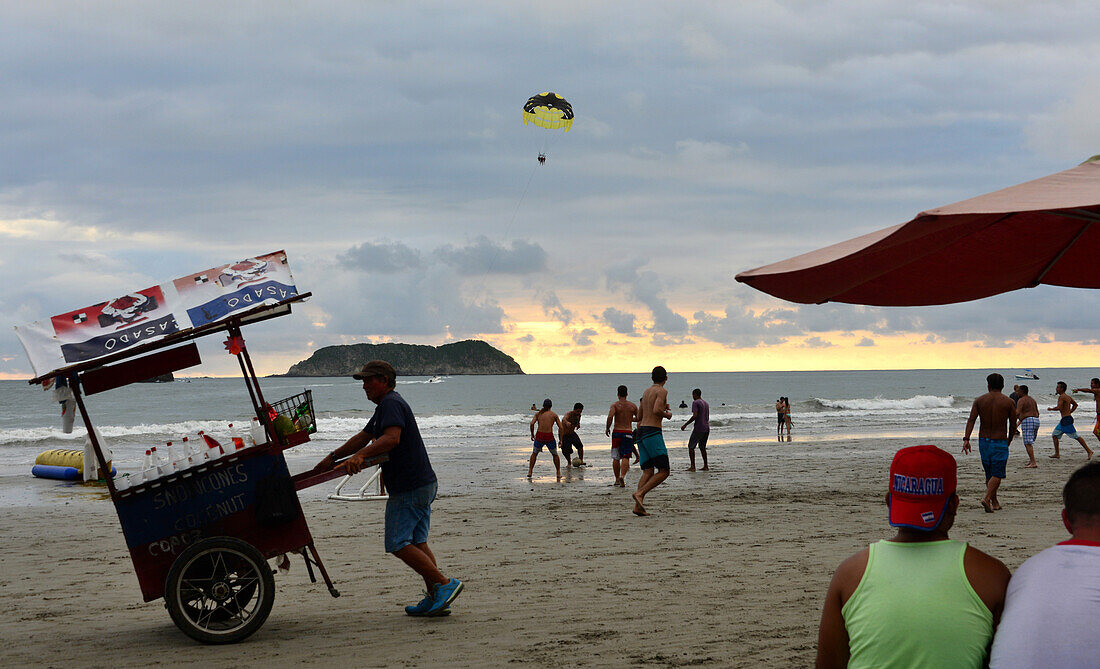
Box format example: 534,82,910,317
3,1,1099,377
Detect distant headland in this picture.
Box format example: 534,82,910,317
281,340,524,377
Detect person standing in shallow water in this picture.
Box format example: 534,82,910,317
783,397,792,438
775,398,785,440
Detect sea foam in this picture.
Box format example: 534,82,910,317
812,395,956,412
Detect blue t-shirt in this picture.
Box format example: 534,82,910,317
364,390,436,494
691,398,710,433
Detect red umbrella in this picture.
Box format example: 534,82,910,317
735,158,1100,306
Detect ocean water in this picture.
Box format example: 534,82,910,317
3,368,1095,503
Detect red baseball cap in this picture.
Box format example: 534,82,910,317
888,445,957,530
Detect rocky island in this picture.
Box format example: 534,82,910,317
282,340,524,377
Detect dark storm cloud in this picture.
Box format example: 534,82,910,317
572,328,598,346
341,241,422,273
437,236,547,275
599,307,637,334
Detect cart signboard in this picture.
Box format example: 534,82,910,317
116,449,311,602
14,250,299,379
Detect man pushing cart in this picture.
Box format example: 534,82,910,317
313,360,464,617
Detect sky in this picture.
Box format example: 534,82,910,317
2,1,1100,378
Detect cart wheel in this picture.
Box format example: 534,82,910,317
164,537,275,644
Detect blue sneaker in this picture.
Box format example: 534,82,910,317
405,588,436,616
426,578,463,616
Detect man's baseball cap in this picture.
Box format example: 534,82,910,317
888,445,957,531
352,360,396,386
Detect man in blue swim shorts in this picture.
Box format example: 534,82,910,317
632,366,672,516
963,372,1017,513
1048,381,1094,460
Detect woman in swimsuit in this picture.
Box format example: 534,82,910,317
776,398,786,439
783,397,793,437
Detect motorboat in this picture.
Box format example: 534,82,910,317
427,375,444,383
1014,369,1039,380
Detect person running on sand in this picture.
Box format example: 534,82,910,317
560,403,585,466
606,385,639,487
681,388,710,471
1049,381,1094,460
1072,377,1100,447
528,399,563,480
632,366,672,516
816,445,1009,668
1016,385,1040,468
962,372,1017,513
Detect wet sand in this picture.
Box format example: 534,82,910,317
0,436,1079,667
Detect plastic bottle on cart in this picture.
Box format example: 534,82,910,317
180,436,196,467
165,441,182,469
155,443,176,477
249,417,267,446
141,449,156,482
229,423,246,451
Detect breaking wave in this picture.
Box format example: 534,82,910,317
812,395,956,412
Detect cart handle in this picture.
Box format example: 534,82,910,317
292,454,389,491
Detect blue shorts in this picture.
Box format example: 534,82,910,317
532,438,558,454
611,430,634,459
1052,416,1079,439
384,480,436,553
637,427,670,471
978,438,1008,480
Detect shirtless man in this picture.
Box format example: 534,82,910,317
1072,377,1100,447
605,385,639,487
1016,385,1040,468
962,372,1017,513
1048,381,1094,460
528,398,563,480
632,366,672,516
560,403,585,466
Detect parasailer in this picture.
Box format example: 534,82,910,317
523,92,572,163
522,92,573,131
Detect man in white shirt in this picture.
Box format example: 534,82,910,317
989,462,1100,668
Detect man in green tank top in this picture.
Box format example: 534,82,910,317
816,445,1011,668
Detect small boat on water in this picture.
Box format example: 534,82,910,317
427,376,444,383
1014,369,1039,380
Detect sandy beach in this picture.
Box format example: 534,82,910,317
0,435,1079,668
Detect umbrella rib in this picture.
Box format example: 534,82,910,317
1030,215,1092,287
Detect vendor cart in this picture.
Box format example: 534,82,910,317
19,253,372,644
